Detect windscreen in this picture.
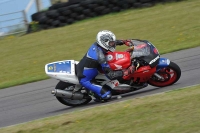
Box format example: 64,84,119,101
130,40,150,58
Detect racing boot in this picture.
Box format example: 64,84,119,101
93,86,112,103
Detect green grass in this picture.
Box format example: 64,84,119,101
0,84,200,133
0,0,200,89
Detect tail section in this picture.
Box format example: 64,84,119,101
45,60,79,84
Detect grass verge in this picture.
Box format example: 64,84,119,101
0,0,200,89
0,84,200,133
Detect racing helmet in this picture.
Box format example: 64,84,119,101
96,30,116,52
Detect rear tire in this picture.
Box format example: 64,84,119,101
148,61,181,87
55,81,92,107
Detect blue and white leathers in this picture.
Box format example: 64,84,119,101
77,43,111,99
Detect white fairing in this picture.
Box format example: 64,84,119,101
45,60,79,84
45,60,120,89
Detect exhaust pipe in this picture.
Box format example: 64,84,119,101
51,89,84,100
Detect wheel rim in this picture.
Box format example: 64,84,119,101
149,67,178,87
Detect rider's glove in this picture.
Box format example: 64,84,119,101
116,40,133,46
123,65,135,76
123,40,133,47
115,40,124,46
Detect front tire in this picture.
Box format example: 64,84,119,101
55,81,92,107
148,61,181,87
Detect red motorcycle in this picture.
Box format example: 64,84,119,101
46,39,181,106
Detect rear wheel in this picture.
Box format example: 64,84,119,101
148,61,181,87
55,81,92,107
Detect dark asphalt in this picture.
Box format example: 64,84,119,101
0,47,200,128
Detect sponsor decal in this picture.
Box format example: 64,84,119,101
143,70,149,73
111,81,119,87
114,82,119,86
107,80,119,88
58,71,71,73
135,43,147,49
147,42,152,45
114,64,122,70
162,59,166,63
149,55,159,64
116,54,124,60
106,55,113,61
153,48,159,54
48,61,71,73
54,64,56,72
48,66,53,70
161,59,170,65
167,59,170,65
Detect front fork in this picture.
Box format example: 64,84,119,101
153,58,171,81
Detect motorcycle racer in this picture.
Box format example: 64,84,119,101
76,30,135,101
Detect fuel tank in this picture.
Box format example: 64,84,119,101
106,52,131,70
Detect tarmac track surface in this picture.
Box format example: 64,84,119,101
0,47,200,128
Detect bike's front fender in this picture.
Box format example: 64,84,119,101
156,58,171,71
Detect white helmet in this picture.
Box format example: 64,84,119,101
96,30,116,52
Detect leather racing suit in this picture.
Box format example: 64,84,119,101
76,42,124,100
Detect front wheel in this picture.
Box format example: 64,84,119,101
55,81,92,107
148,61,181,87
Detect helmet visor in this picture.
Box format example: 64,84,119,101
108,41,116,47
108,41,116,52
